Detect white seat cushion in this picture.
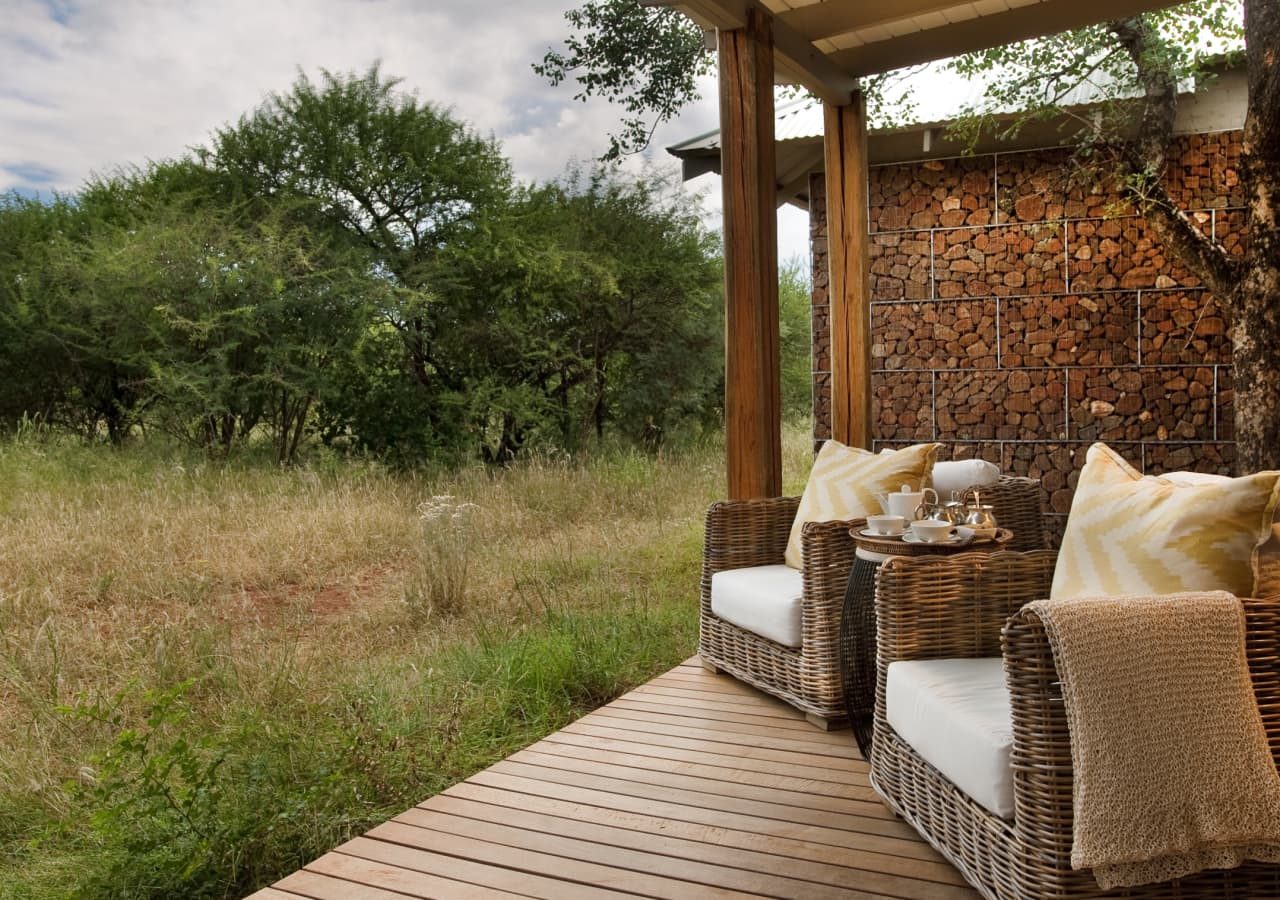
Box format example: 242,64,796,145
886,657,1015,819
710,565,804,648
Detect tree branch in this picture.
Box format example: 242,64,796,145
1107,16,1242,298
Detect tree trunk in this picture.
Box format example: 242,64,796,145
1111,9,1280,472
1234,0,1280,472
592,356,606,443
408,316,431,389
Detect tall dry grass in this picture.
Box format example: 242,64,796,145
0,426,814,897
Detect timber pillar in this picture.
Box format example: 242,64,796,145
719,8,782,499
823,94,872,449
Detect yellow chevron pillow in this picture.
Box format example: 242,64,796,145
1051,443,1280,601
785,441,939,569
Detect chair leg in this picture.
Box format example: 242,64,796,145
805,712,847,731
699,656,720,674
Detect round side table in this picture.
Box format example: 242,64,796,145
839,525,1013,759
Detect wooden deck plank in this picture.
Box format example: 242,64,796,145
439,782,968,886
646,679,822,713
626,683,809,718
652,667,763,687
634,680,810,711
283,860,525,899
333,836,635,900
345,831,757,899
457,769,943,861
599,696,849,737
578,706,861,758
483,758,919,841
375,813,878,900
606,691,829,737
257,660,978,898
508,746,890,818
555,720,863,773
412,795,973,899
619,686,860,727
510,743,882,808
539,727,867,781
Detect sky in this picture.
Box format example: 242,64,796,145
0,0,812,265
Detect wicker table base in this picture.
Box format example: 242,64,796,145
839,527,1012,759
840,556,880,755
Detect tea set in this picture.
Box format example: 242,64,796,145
864,485,999,545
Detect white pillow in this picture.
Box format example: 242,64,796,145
931,459,1001,500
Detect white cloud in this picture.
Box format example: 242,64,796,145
0,0,807,264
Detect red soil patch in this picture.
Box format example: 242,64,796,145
230,565,398,629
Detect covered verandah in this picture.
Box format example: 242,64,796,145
659,0,1182,500
250,1,1204,897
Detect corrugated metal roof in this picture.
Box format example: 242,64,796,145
668,97,824,154
667,63,1196,156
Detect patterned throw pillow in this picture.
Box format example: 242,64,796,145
1162,470,1280,599
785,441,939,569
1051,443,1280,601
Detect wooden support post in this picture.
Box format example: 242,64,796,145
823,94,872,449
719,7,781,499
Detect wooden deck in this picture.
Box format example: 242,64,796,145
249,658,976,899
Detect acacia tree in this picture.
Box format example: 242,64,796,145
534,2,713,160
540,0,1280,472
206,66,513,402
35,162,374,461
431,164,723,460
0,193,99,433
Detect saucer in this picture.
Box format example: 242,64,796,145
901,532,963,546
858,527,905,538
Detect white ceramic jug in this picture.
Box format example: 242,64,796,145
877,484,937,521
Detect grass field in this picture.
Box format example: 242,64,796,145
0,426,812,898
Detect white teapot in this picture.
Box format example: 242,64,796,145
876,484,937,521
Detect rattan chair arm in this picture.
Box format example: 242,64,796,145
799,515,860,592
701,495,800,575
1243,596,1280,759
875,550,1058,664
1002,595,1280,855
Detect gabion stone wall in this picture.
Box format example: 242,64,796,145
809,131,1244,543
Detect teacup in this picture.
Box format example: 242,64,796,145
910,520,957,543
866,514,906,536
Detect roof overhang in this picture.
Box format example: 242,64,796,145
648,0,1183,104
670,63,1249,209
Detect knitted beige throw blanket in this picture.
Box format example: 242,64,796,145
1025,592,1280,890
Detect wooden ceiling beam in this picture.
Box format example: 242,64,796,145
661,0,1183,81
774,143,824,207
644,0,857,105
776,0,981,43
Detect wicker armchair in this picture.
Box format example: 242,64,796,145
958,476,1046,551
699,495,852,727
699,475,1048,729
871,550,1280,899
